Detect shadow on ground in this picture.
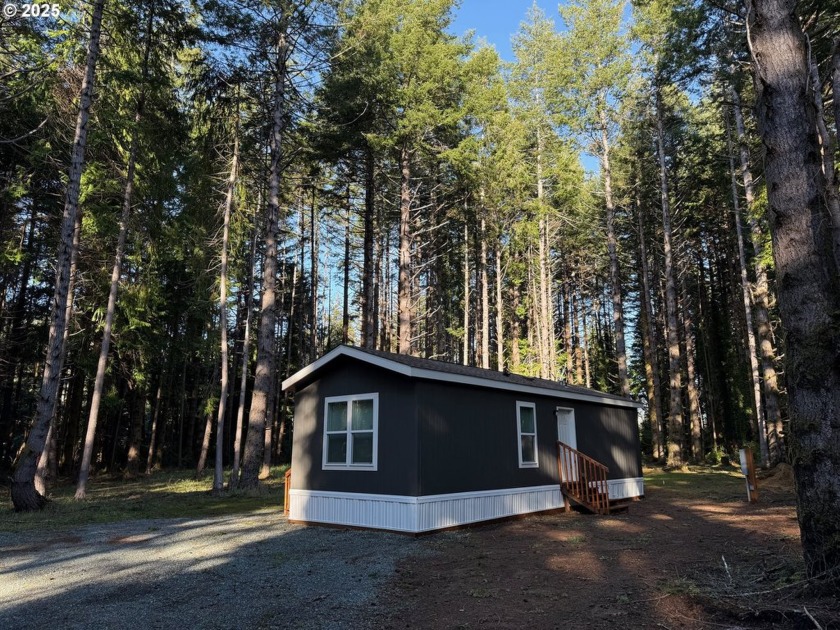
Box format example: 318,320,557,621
0,472,836,630
377,473,837,629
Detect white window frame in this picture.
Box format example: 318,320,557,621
516,401,539,468
322,393,379,471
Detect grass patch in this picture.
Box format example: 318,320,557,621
643,465,747,500
660,576,702,596
0,465,288,534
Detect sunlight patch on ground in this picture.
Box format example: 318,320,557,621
593,518,646,533
546,550,605,581
648,513,674,521
686,503,738,514
184,557,229,573
594,518,626,528
683,503,800,539
545,528,586,543
0,515,295,611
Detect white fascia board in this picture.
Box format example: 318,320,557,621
409,367,642,409
282,346,641,409
281,346,412,392
281,345,344,391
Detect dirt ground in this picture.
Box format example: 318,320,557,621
2,468,837,629
378,468,839,629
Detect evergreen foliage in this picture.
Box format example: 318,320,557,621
2,0,839,579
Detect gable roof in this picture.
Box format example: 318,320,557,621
282,345,642,409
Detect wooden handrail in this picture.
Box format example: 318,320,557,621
556,441,610,515
283,468,292,515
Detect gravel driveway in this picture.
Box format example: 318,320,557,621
0,512,422,629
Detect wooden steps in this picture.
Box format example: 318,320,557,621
557,441,632,516
608,498,632,514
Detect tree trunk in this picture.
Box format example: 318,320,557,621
495,243,504,372
285,260,296,377
462,222,469,366
727,112,769,466
581,299,591,389
543,224,556,379
229,205,257,489
34,423,55,497
276,404,288,458
537,219,551,379
562,279,573,381
479,216,489,369
195,401,213,476
125,387,145,478
146,372,163,474
572,286,583,385
510,271,521,371
11,0,105,511
807,49,840,238
637,197,664,461
211,128,238,492
260,352,277,480
309,187,318,359
748,0,840,578
381,225,392,351
78,122,138,488
639,278,662,460
833,38,840,139
240,22,287,490
0,205,37,451
36,205,83,493
600,108,629,397
536,124,552,380
342,187,351,344
77,7,155,499
655,86,684,467
372,205,381,350
361,147,376,348
398,145,412,355
680,275,703,462
697,254,720,451
731,86,784,462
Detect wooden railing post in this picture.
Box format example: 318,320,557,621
284,467,292,515
557,441,610,515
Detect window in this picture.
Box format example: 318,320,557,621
516,402,538,468
323,393,378,470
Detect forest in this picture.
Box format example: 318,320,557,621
1,0,839,578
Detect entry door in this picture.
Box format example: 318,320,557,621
556,408,578,482
556,408,577,449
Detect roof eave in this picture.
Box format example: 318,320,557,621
281,345,412,392
281,346,642,409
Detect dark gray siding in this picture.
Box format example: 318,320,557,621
415,380,641,496
415,381,554,494
290,357,419,495
573,400,643,481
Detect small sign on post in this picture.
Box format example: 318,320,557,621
739,448,758,503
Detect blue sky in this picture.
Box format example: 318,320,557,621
449,0,601,174
449,0,559,61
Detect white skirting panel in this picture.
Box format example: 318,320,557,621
607,477,645,500
289,479,644,533
289,490,417,532
416,486,562,532
290,485,557,533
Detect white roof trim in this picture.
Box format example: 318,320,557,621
281,346,641,409
281,346,412,391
